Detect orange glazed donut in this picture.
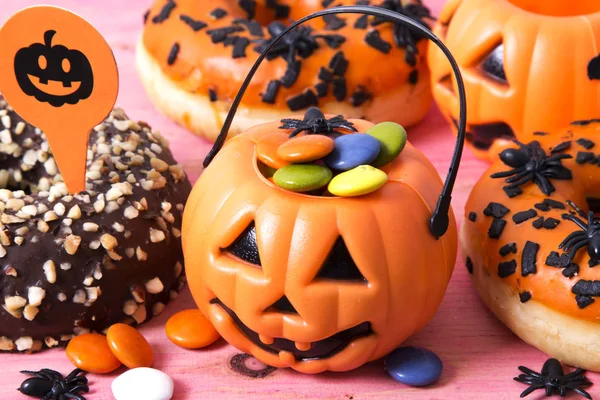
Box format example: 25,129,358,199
462,120,600,371
137,0,434,141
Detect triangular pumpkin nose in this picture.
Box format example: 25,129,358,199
268,295,298,314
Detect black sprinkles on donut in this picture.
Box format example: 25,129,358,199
575,294,594,309
576,138,595,150
167,43,180,65
468,211,477,222
152,0,176,23
149,0,433,111
484,202,510,218
512,209,537,224
519,291,531,303
488,218,506,239
210,8,228,20
179,15,207,32
499,242,517,257
498,260,517,278
0,97,190,352
521,241,539,277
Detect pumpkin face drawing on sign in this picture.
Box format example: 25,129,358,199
14,29,93,107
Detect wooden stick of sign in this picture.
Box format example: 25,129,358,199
0,5,119,194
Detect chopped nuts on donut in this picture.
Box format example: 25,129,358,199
0,97,191,352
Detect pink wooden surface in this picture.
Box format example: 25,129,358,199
0,0,596,399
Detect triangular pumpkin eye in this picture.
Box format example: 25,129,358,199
481,44,507,83
225,222,261,267
267,295,298,314
315,237,367,282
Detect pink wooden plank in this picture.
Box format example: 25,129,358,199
0,0,597,399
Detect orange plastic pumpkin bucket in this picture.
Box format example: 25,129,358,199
183,5,468,373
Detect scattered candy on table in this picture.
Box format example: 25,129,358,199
324,133,381,171
384,346,443,387
277,134,335,163
166,309,220,349
273,164,333,192
328,165,388,197
111,367,174,400
366,122,407,167
107,323,154,369
66,333,122,374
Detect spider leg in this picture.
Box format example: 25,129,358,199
65,369,84,381
564,385,592,399
562,214,590,230
66,376,88,386
563,368,588,379
505,169,533,183
63,394,87,400
546,153,574,162
491,168,522,179
568,241,589,260
517,366,543,378
519,384,545,398
534,173,556,195
505,172,535,188
68,384,90,393
541,167,572,180
288,127,306,138
559,234,587,251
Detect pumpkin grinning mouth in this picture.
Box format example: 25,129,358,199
210,298,373,361
28,75,82,97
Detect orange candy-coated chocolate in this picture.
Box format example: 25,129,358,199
256,132,290,169
106,323,154,369
277,134,335,163
66,333,121,374
166,309,220,349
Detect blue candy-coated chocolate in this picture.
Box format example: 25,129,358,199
324,134,380,171
385,346,443,387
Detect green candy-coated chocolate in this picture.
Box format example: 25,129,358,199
273,164,333,192
366,122,407,167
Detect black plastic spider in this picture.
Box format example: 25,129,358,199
490,141,573,196
254,21,344,62
514,358,592,399
371,0,433,65
279,106,357,137
18,368,89,400
559,210,600,262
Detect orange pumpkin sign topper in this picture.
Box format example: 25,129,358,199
0,6,118,193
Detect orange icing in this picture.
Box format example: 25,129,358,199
142,0,429,109
464,122,600,321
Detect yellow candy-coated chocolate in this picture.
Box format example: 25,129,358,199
328,165,387,197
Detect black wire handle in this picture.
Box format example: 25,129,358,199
203,5,466,239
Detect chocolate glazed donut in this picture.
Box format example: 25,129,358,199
0,96,191,352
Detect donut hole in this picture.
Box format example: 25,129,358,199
507,0,600,16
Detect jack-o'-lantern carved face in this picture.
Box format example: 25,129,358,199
14,30,93,107
428,0,600,161
182,116,457,373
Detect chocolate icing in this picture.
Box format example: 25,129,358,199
0,97,191,352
